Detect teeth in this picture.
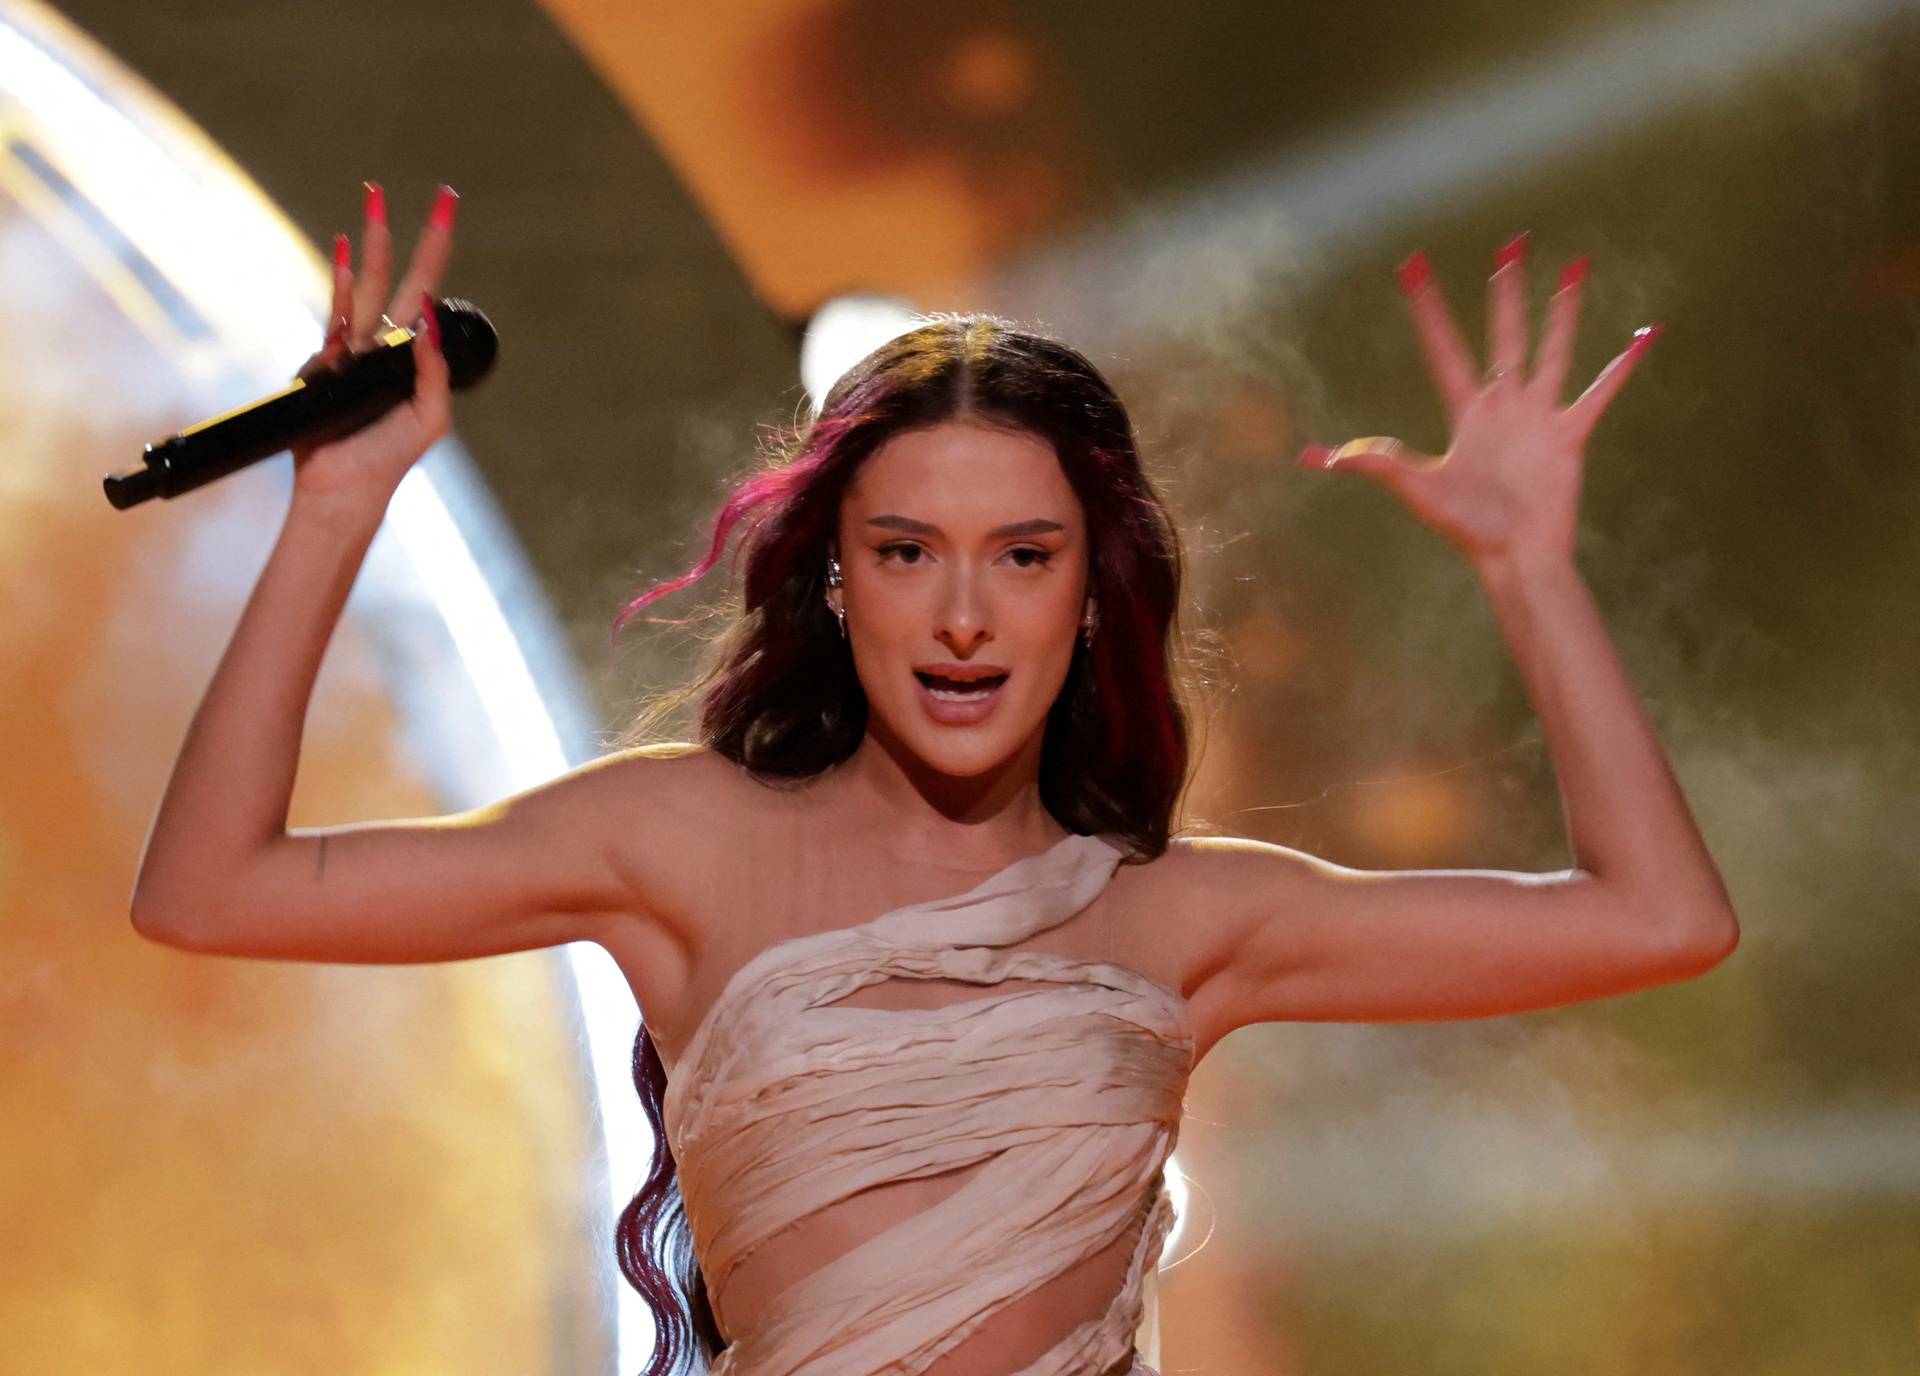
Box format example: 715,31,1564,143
928,684,996,701
918,672,1006,695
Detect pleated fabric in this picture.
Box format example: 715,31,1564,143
662,831,1193,1376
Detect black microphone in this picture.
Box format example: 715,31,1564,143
103,297,498,510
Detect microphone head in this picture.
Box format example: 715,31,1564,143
431,297,498,390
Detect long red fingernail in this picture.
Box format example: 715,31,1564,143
1628,322,1663,354
420,290,441,350
430,184,459,232
332,232,350,273
1559,256,1589,292
1295,444,1335,469
364,180,385,226
1496,232,1529,271
1396,250,1432,297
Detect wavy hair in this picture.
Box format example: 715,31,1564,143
607,311,1209,1374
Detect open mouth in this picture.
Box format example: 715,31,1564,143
914,670,1009,701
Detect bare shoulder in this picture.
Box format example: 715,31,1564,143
1148,831,1336,944
1108,832,1325,1059
580,740,757,919
578,741,773,1025
1103,833,1246,988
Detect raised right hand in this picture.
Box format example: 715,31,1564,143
290,181,459,511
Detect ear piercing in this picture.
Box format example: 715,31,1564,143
826,556,847,640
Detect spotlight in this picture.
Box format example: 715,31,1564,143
799,292,920,414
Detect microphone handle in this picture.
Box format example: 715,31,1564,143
105,340,417,509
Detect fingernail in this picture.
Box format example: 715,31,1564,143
1558,256,1589,292
430,184,459,232
1296,444,1335,469
1496,232,1529,272
1628,322,1663,354
364,180,385,226
420,290,441,350
332,232,350,273
1396,250,1432,297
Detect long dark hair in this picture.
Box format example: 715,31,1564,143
607,311,1209,1375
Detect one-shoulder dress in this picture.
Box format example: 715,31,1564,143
661,830,1194,1375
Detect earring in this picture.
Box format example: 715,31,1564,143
1080,598,1098,646
826,556,847,640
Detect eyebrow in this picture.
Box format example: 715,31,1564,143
865,515,1067,539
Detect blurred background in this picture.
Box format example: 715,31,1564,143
2,0,1916,1371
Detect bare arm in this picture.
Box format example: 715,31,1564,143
128,182,672,964
124,487,635,960
130,494,386,936
130,180,448,929
1202,552,1738,1029
1205,241,1736,1030
1475,551,1735,917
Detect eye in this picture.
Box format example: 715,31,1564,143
873,542,1055,569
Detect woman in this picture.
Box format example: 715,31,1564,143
131,184,1740,1376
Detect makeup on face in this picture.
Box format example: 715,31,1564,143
912,660,1011,724
840,421,1088,750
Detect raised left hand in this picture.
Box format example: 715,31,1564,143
1296,233,1659,568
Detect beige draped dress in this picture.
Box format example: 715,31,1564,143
662,831,1193,1375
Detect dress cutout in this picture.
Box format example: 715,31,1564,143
661,831,1193,1375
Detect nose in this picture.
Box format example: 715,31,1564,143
933,565,993,653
